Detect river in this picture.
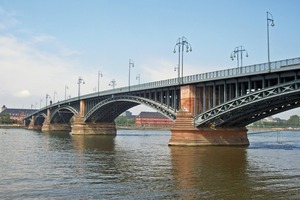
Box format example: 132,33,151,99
0,128,299,199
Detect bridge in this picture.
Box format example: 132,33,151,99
25,57,300,146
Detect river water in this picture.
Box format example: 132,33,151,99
0,128,299,199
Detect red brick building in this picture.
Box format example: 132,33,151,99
0,105,37,124
135,111,174,127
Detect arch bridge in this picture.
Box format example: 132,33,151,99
25,57,300,146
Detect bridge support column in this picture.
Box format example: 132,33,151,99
71,116,116,135
42,123,72,132
28,116,42,130
169,85,249,146
41,108,71,132
71,100,116,135
169,111,249,146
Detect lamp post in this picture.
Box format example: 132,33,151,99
109,79,116,89
46,94,51,107
230,45,248,73
174,64,179,79
40,99,43,109
129,59,134,91
53,91,57,103
78,76,85,99
98,71,103,96
65,85,68,101
136,74,140,85
267,11,275,72
173,36,192,84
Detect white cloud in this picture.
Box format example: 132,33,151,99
14,90,31,97
0,6,19,31
0,8,83,108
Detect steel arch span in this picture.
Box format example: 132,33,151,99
50,105,79,124
194,80,300,128
84,95,176,123
34,113,47,125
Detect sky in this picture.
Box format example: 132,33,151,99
0,0,300,119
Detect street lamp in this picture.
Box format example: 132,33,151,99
173,36,192,84
109,79,116,89
53,91,57,103
40,99,43,109
98,70,103,96
78,76,85,99
129,59,134,91
136,74,140,85
230,45,249,72
46,94,51,107
65,85,68,101
174,64,179,79
267,11,275,72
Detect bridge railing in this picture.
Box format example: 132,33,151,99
82,57,300,98
26,57,300,117
182,57,300,83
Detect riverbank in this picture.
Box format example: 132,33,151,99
116,125,171,131
0,124,25,129
247,127,300,132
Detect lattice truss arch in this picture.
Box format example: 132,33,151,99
194,80,300,128
50,105,79,124
31,113,47,126
84,95,176,123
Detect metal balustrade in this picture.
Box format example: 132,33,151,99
31,57,300,113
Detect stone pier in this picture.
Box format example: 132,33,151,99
41,123,72,132
71,116,116,135
28,123,42,131
169,85,249,146
27,116,42,131
70,100,116,135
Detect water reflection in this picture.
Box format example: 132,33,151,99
1,129,299,199
170,146,249,199
71,135,116,152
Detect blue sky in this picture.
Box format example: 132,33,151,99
0,0,300,118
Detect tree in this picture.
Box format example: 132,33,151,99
286,115,299,128
115,116,136,126
0,114,15,124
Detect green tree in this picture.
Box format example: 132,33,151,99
286,115,299,128
115,116,136,126
0,114,14,124
115,116,127,125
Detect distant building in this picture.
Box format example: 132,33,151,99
121,111,136,119
0,105,37,124
260,116,285,123
135,111,174,127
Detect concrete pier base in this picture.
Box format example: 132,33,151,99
42,123,72,132
71,117,116,135
28,124,42,131
169,111,249,146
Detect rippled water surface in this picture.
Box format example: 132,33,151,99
0,128,300,199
